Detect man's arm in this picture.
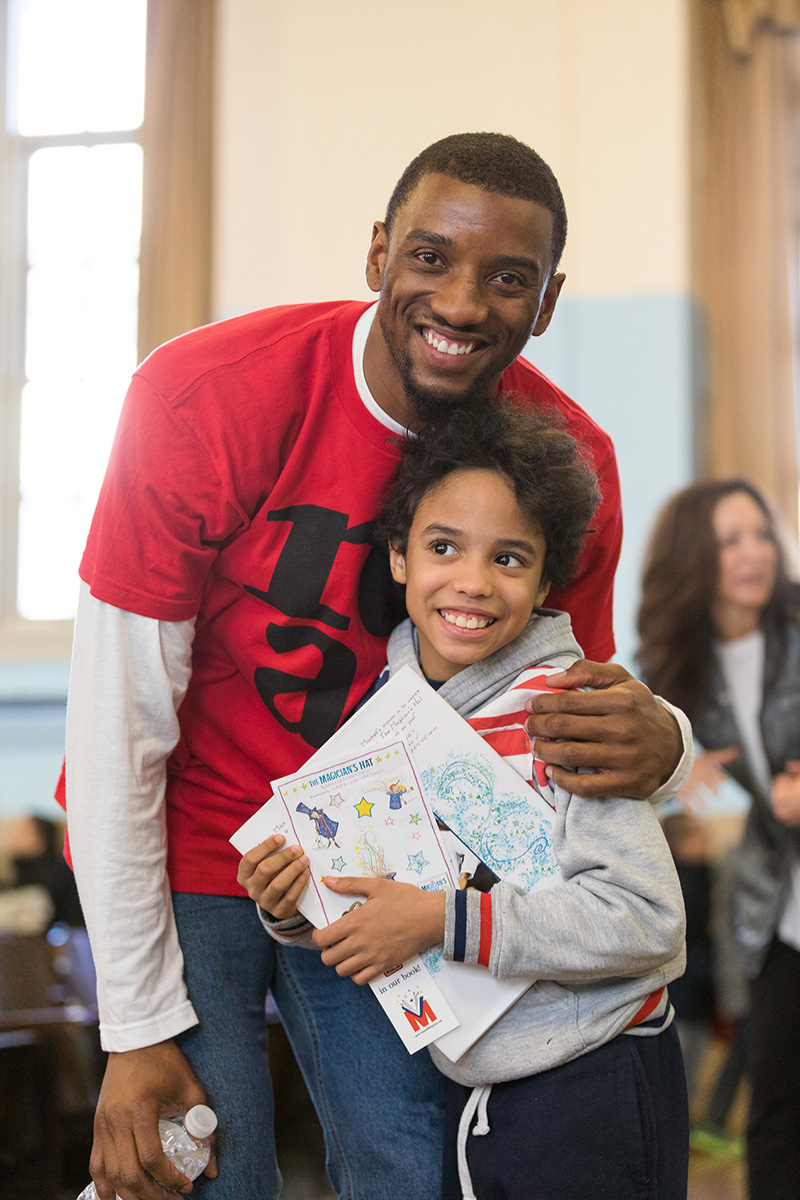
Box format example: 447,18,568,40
525,660,692,800
66,583,216,1197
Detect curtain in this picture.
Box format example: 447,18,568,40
692,0,800,535
137,0,214,362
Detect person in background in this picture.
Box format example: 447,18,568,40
7,815,84,928
637,477,800,1200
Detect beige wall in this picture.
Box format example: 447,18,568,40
213,0,689,317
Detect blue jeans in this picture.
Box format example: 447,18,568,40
172,892,446,1199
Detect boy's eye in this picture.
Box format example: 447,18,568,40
496,552,524,567
431,540,455,556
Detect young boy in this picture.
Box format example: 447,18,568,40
238,400,688,1200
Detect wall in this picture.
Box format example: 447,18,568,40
214,0,695,667
0,0,695,818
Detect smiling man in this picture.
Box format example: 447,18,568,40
64,133,691,1200
364,173,563,421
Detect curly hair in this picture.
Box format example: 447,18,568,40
637,478,800,714
379,398,599,593
384,132,567,273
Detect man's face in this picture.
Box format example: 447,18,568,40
363,172,565,426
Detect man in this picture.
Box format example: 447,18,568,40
65,133,690,1199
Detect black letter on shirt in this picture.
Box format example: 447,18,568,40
253,625,357,748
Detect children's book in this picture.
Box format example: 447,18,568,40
232,665,562,1060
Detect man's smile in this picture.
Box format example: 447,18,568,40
421,327,477,357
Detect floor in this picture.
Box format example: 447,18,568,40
688,1153,745,1200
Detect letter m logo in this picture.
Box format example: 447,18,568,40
402,995,437,1032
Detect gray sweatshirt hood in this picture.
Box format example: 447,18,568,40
387,609,583,719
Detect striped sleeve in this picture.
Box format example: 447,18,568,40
256,905,316,947
466,665,566,803
446,887,494,969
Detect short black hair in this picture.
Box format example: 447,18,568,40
384,132,568,273
380,399,599,592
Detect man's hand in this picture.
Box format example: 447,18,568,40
772,761,800,826
89,1040,216,1199
525,660,683,800
312,877,446,984
237,834,310,920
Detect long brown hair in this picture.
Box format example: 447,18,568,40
636,478,800,715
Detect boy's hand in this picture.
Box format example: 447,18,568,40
525,660,683,799
313,877,446,984
236,834,309,919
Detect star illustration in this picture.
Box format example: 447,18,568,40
411,832,421,840
355,796,374,818
330,857,346,872
375,754,383,763
409,813,421,825
329,793,345,808
384,817,395,826
407,851,429,875
301,781,309,791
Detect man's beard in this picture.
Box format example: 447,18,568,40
378,309,502,423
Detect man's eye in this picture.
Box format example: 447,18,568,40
494,271,525,287
417,251,441,266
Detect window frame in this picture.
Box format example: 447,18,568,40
0,0,144,657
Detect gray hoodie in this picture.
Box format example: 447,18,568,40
264,610,686,1087
387,611,686,1087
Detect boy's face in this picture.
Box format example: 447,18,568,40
389,468,550,681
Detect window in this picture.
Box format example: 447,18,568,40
0,0,147,651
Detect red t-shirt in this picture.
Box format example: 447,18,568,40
78,300,622,894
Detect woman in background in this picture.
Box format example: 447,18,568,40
637,478,800,1200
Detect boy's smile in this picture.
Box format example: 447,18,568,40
389,468,550,681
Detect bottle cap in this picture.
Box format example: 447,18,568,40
184,1104,218,1140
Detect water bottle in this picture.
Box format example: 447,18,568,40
76,1104,218,1198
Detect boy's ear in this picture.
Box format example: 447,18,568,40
536,580,551,608
389,543,407,584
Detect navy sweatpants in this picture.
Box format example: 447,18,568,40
442,1023,688,1200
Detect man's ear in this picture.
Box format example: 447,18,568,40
531,272,565,337
366,222,389,294
389,543,407,584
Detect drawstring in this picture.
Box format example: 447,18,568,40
456,1084,492,1200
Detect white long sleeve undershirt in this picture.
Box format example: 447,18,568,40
65,580,198,1051
65,582,693,1054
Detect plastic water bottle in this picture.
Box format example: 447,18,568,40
76,1104,218,1198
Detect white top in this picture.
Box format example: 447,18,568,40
716,631,770,795
351,303,409,436
65,320,696,1052
716,630,800,952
